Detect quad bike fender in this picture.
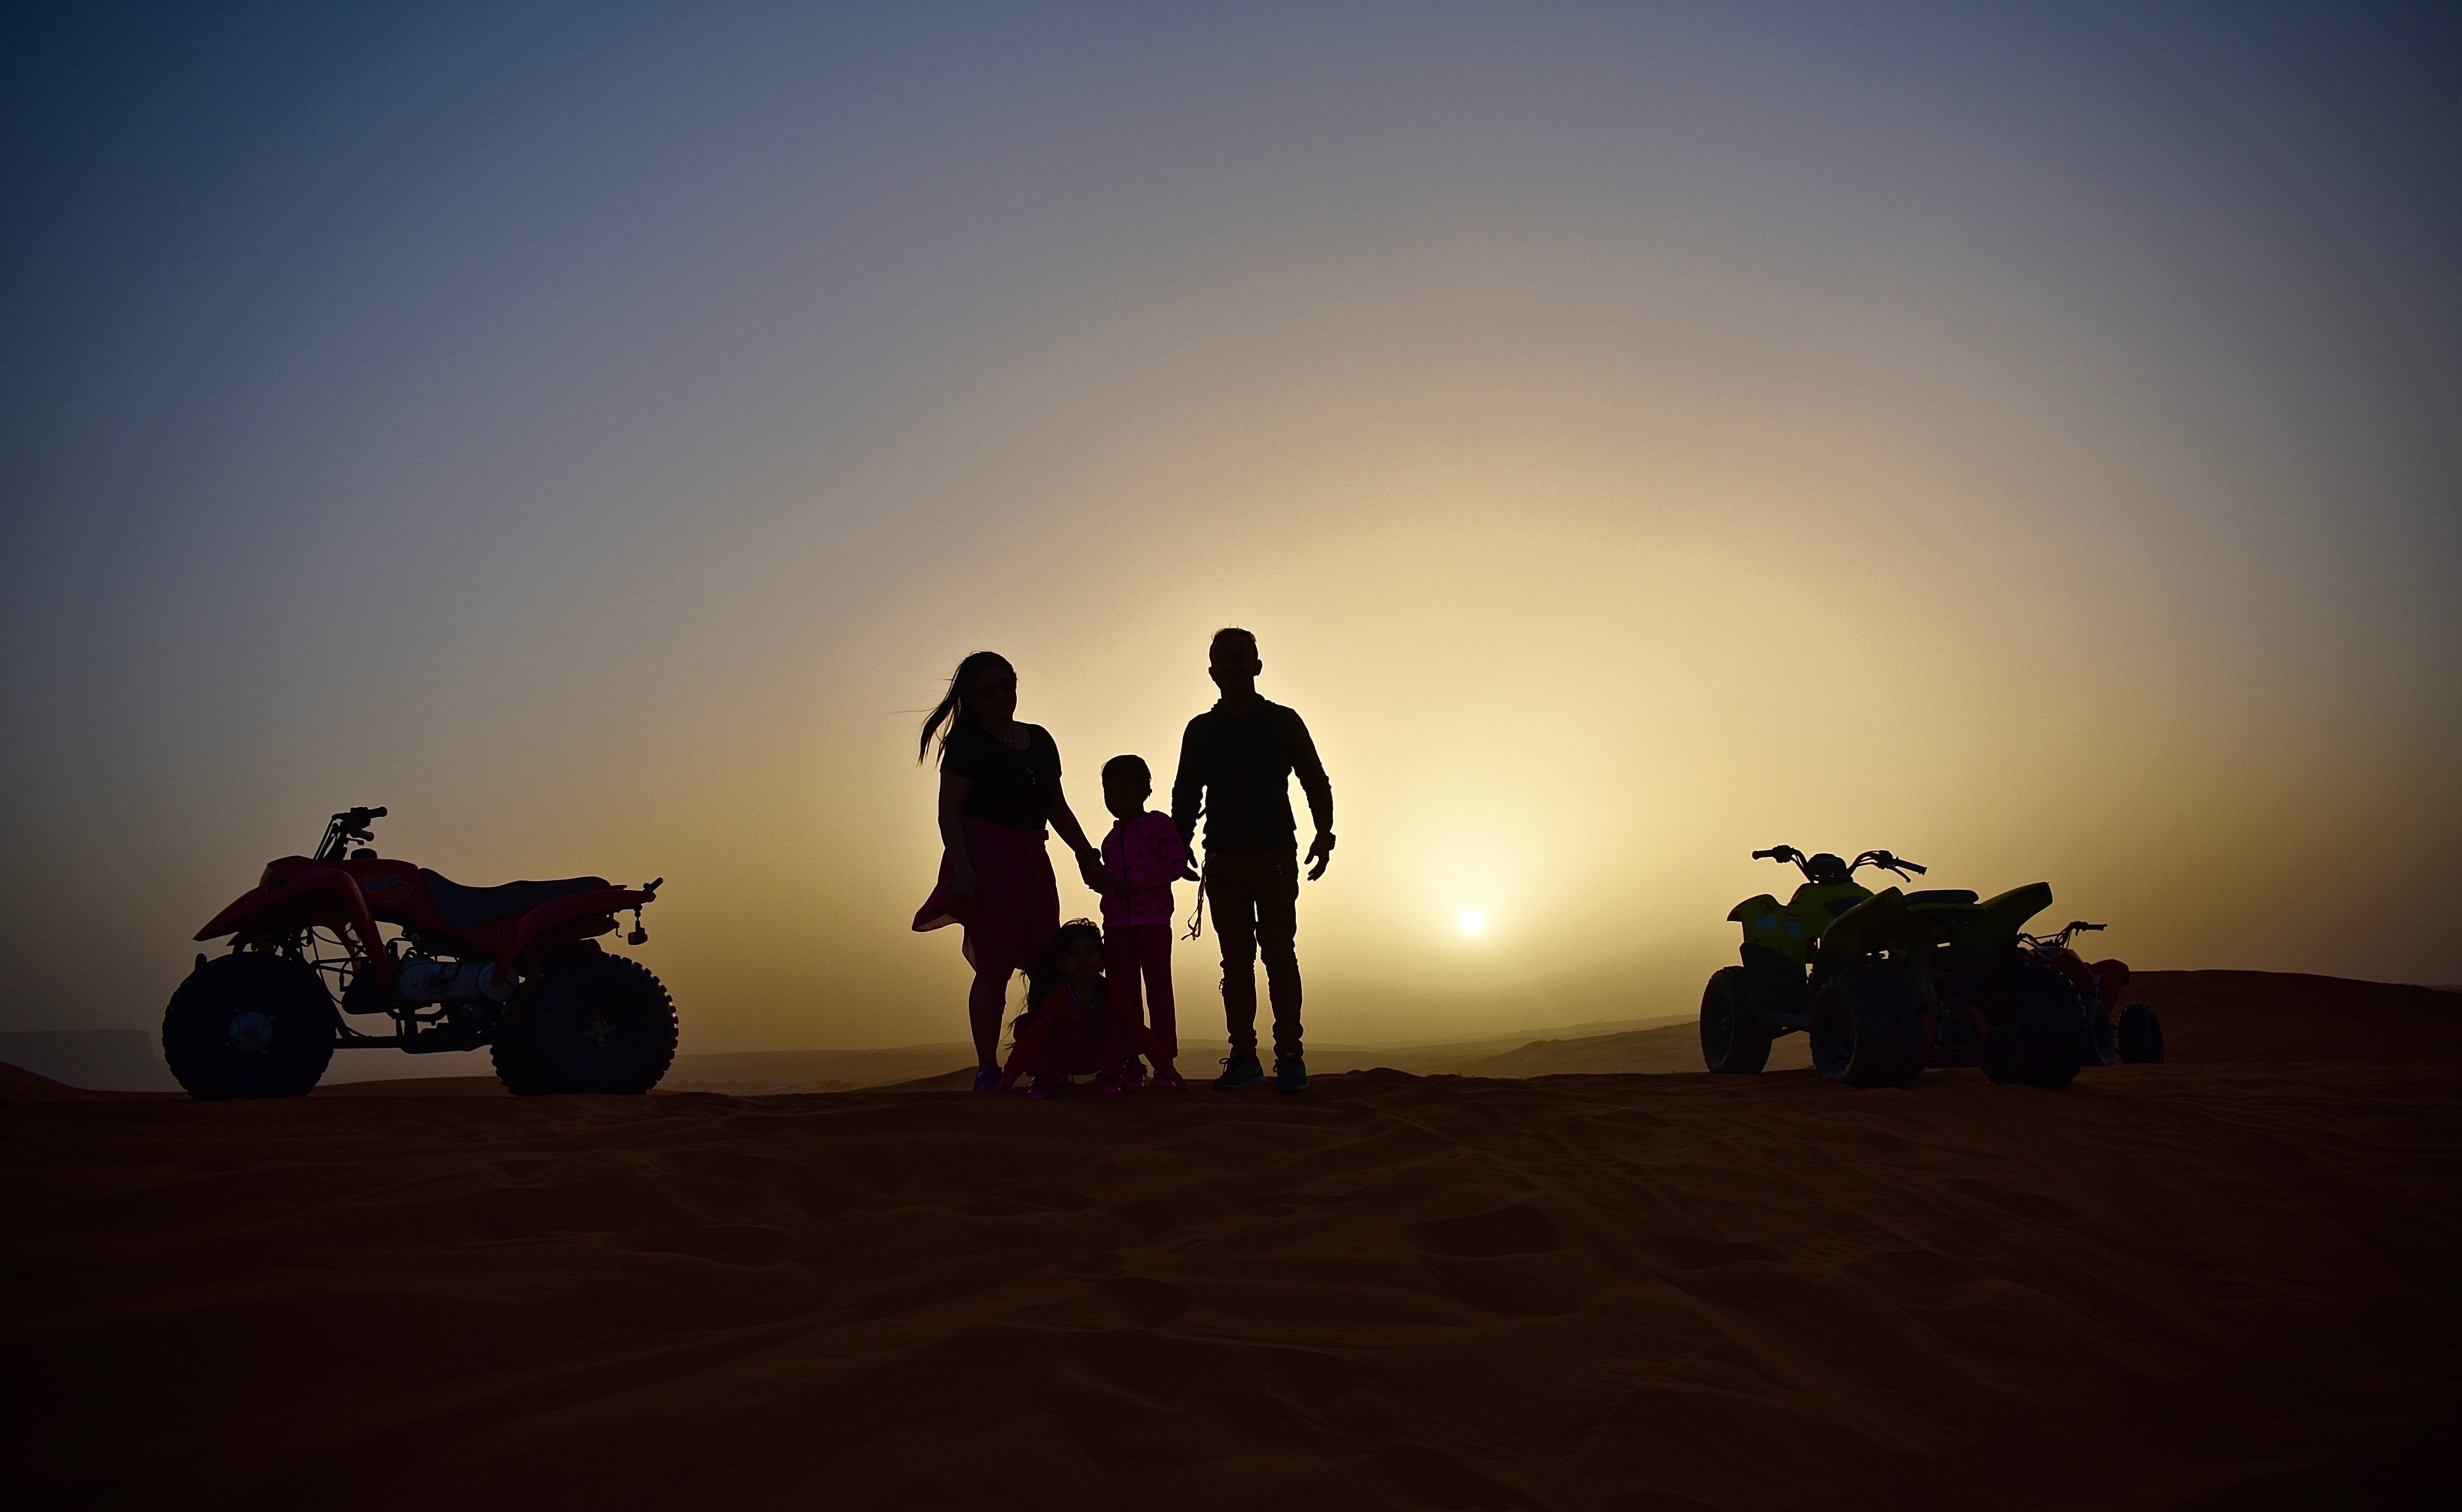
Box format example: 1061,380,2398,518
1727,893,1781,923
502,884,652,970
2089,957,2130,1011
2045,951,2098,1003
1961,883,2053,945
1728,894,1809,964
194,867,394,990
1819,887,1906,959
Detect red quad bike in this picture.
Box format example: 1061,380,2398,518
163,806,676,1100
2021,920,2167,1066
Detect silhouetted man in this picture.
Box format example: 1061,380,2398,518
1172,627,1334,1092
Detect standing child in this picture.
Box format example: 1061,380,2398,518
1098,754,1188,1079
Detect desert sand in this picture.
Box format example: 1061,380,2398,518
6,970,2457,1510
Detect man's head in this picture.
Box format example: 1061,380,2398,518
1101,754,1151,821
1209,627,1261,701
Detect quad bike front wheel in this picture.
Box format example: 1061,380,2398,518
1699,966,1774,1074
1980,958,2085,1090
2117,1003,2165,1064
493,950,677,1095
1810,968,1922,1088
162,952,337,1100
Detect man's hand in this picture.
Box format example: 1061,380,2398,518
1305,830,1336,881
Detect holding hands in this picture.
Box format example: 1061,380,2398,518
1077,848,1119,895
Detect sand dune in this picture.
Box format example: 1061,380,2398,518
658,1016,1702,1095
7,970,2458,1510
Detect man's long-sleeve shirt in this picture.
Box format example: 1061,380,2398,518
1172,697,1333,855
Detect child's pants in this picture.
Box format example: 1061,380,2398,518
1104,923,1178,1058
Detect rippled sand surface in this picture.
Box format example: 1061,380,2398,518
7,970,2456,1510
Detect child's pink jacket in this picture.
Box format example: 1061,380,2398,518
1100,810,1185,928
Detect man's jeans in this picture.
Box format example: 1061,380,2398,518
1208,848,1301,1059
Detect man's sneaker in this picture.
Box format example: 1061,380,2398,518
1274,1053,1309,1093
972,1068,1003,1093
1213,1054,1265,1090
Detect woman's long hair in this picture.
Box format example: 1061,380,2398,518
1022,919,1103,1018
917,650,1014,763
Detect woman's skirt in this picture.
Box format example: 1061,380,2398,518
913,816,1060,975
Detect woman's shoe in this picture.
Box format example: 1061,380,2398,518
1027,1075,1064,1100
1150,1068,1185,1089
972,1068,1002,1093
1094,1071,1124,1095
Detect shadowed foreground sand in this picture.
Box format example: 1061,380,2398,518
6,972,2458,1510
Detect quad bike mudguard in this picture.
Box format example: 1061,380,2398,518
1818,887,1908,960
199,854,652,973
195,866,394,991
1728,879,1874,966
1964,882,2054,945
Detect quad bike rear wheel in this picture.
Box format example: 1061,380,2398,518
1981,958,2085,1090
1699,966,1773,1074
2117,1003,2165,1064
1810,968,1922,1088
162,952,337,1100
494,950,677,1095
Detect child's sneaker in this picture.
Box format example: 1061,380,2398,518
1094,1071,1124,1095
1027,1075,1064,1100
972,1068,1002,1093
1213,1054,1265,1090
1150,1068,1185,1090
1118,1063,1148,1092
1274,1052,1309,1093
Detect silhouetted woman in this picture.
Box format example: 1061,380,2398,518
911,651,1106,1090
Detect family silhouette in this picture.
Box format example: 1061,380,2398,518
912,629,1334,1096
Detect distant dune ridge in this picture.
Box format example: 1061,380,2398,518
6,969,2458,1509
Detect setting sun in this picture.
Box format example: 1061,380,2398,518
1459,910,1486,935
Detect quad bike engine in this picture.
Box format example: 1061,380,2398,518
393,956,517,1005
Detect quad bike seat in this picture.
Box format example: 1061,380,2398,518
420,870,610,931
1903,889,1980,907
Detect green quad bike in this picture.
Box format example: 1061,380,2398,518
1701,845,2088,1089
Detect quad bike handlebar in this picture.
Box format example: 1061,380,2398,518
315,805,389,862
2023,920,2106,950
1752,845,1927,883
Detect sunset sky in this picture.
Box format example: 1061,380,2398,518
5,3,2456,1057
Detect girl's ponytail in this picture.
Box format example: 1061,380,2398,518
918,651,1015,763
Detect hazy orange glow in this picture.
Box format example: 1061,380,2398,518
3,7,2455,1058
